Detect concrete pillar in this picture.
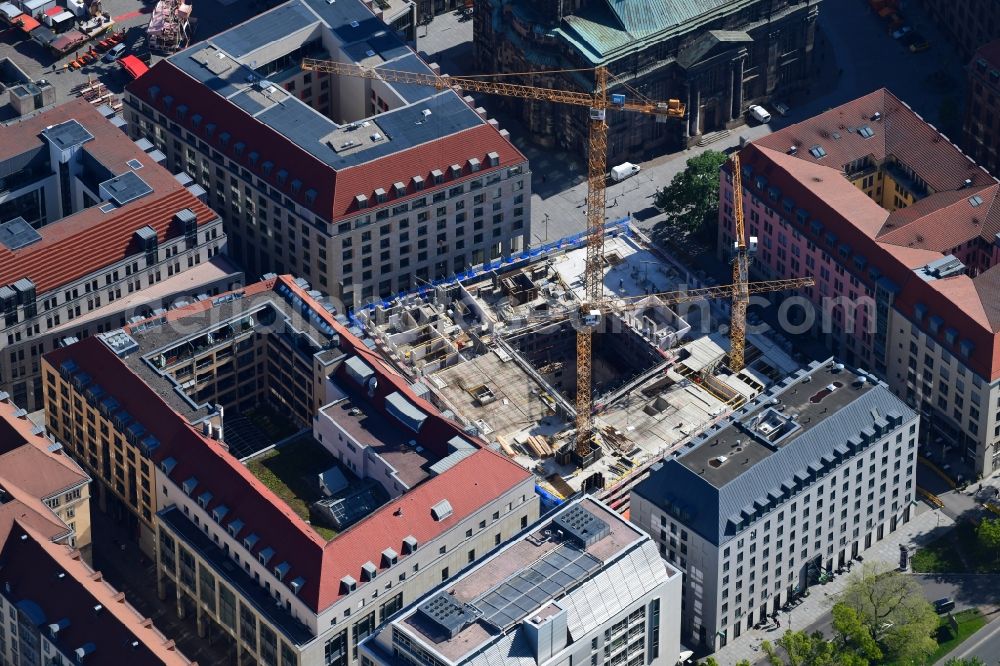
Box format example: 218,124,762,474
197,604,207,639
735,57,745,117
157,571,166,602
727,64,735,122
683,82,691,139
690,83,701,137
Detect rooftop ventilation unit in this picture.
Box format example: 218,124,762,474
417,592,478,639
551,504,610,548
431,499,453,521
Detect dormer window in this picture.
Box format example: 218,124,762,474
274,561,291,581
262,161,273,176
182,477,198,496
402,535,418,554
305,189,317,205
361,561,377,581
381,548,398,567
234,142,245,156
355,194,369,209
430,169,443,184
487,151,500,167
227,518,244,538
468,158,481,172
160,457,177,475
341,576,357,593
374,188,387,203
244,533,260,551
212,504,229,523
197,491,213,509
449,164,462,179
393,182,406,197
291,577,305,595
291,179,302,194
259,547,275,566
276,169,288,186
412,175,425,191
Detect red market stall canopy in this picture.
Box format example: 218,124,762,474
50,28,85,53
17,13,40,32
120,55,149,79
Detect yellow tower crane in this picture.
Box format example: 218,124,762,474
300,59,810,463
728,152,751,372
301,57,685,458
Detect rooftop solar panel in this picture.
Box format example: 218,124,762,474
0,217,42,250
474,544,601,630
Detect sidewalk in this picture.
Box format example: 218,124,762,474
710,506,954,665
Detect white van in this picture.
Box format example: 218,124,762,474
748,104,771,124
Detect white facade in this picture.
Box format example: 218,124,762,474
361,498,684,666
630,361,919,652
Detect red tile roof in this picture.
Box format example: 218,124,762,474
742,88,1000,379
0,521,193,665
127,61,526,222
0,99,217,294
974,39,1000,68
43,276,533,614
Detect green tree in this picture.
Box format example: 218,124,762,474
652,150,728,234
831,603,882,662
761,630,868,666
839,564,938,663
977,517,1000,559
701,659,750,666
944,658,987,666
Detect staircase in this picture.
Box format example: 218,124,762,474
697,129,731,147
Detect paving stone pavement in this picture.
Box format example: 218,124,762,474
708,506,954,665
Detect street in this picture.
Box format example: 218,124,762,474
943,619,1000,665
417,0,967,249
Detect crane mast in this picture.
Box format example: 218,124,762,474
301,58,685,459
729,153,750,372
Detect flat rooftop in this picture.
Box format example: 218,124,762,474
397,498,649,662
322,385,436,488
105,282,341,423
681,363,876,488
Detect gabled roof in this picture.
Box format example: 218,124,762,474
0,521,193,665
0,398,89,500
676,30,751,70
742,88,1000,378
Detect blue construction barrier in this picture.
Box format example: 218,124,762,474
535,484,565,511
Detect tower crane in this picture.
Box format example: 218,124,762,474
728,153,753,372
301,57,685,459
301,60,809,465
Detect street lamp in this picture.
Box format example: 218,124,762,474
543,212,550,242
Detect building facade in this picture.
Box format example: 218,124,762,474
719,88,1000,477
42,275,540,666
631,360,919,652
0,99,242,412
0,395,92,556
125,0,530,309
965,40,1000,179
473,0,821,161
361,497,683,666
0,521,192,666
913,0,1000,63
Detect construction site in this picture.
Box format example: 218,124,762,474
353,226,803,499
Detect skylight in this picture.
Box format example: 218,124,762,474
808,145,827,159
969,195,983,207
858,125,875,138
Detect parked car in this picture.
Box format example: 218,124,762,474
103,43,126,63
772,101,790,117
891,25,912,39
748,104,771,124
910,37,930,52
933,598,955,614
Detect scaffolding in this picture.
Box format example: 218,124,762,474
147,0,192,54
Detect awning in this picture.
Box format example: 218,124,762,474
119,55,149,79
17,13,39,31
49,28,85,52
44,6,62,16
